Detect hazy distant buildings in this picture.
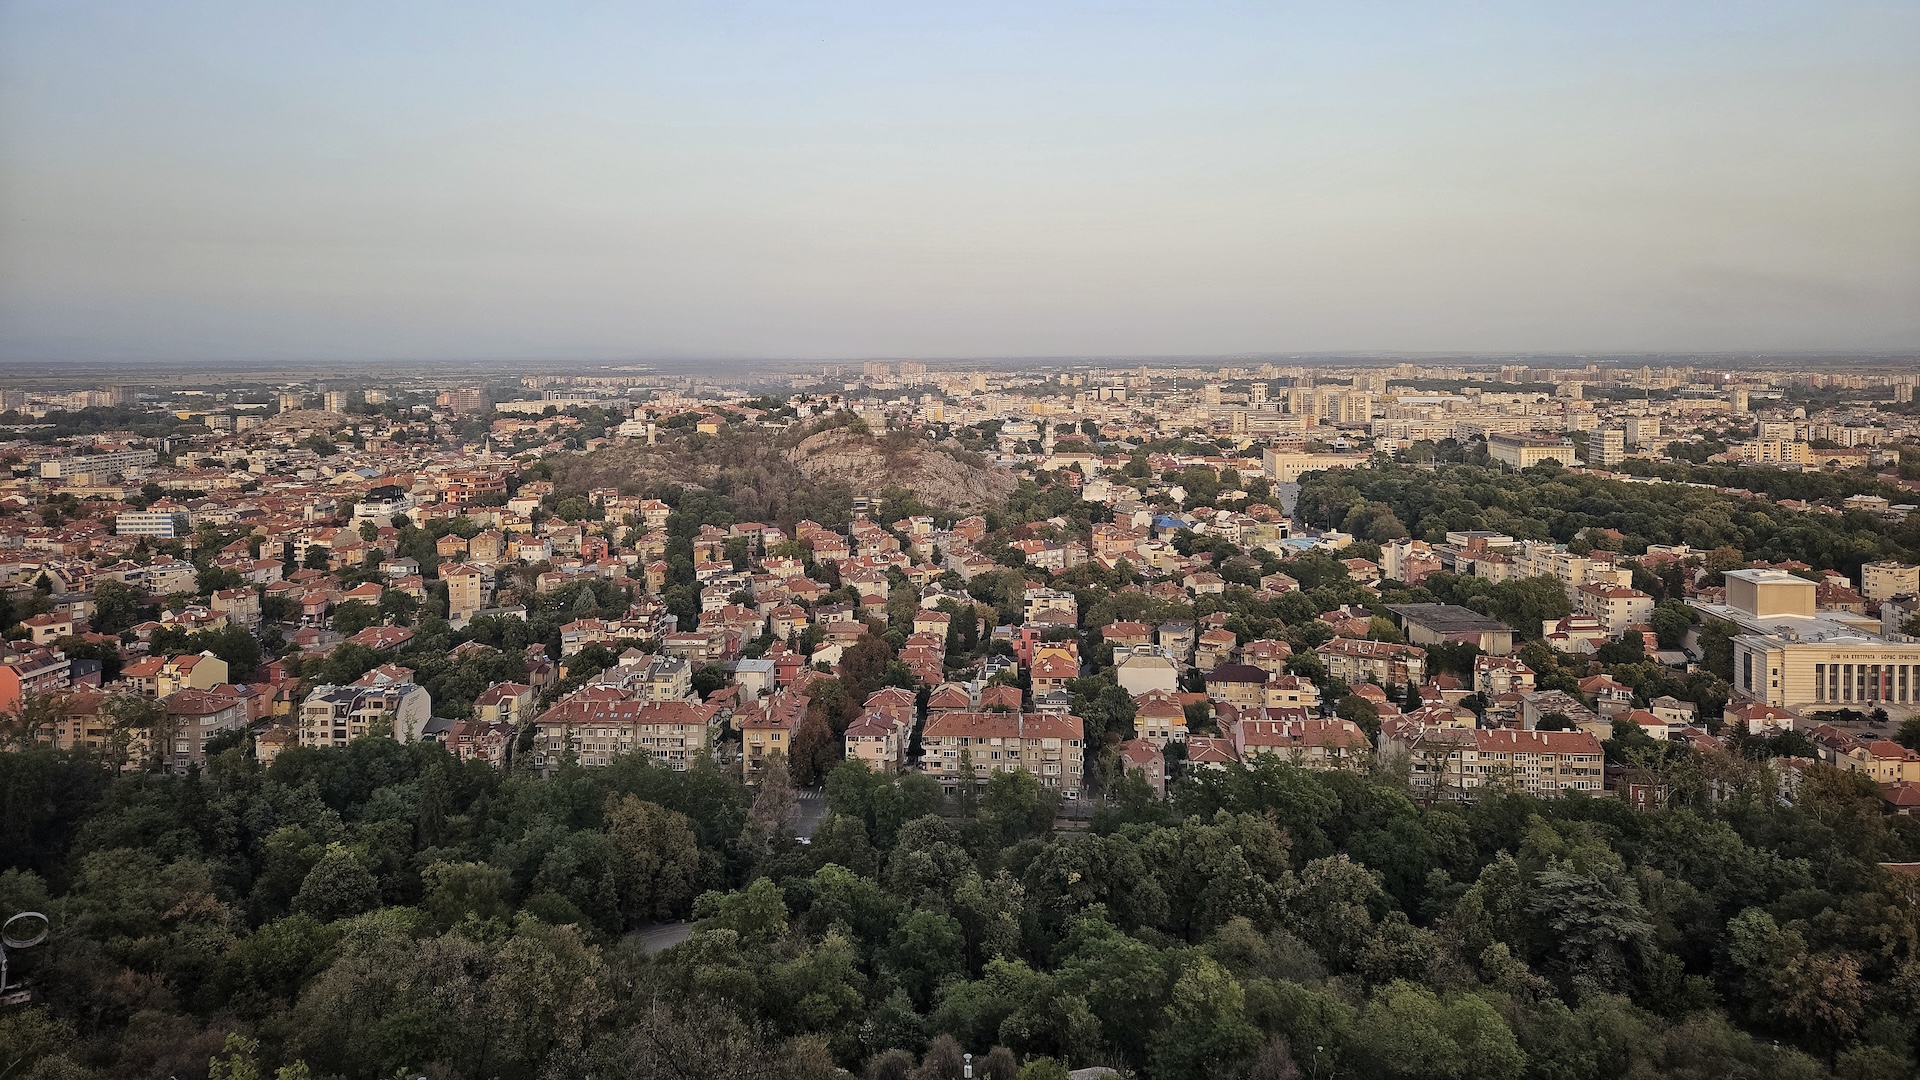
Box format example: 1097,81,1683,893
437,388,488,415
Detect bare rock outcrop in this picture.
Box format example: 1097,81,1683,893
787,428,1016,512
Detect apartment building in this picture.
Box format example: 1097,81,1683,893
531,697,715,771
1316,637,1426,687
1574,584,1655,634
1221,711,1370,770
298,677,434,748
442,563,487,625
1384,721,1605,799
844,710,909,774
1861,562,1920,602
921,711,1085,794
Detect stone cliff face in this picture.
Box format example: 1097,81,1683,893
787,429,1017,511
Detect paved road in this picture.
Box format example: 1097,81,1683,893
793,788,827,840
628,921,693,954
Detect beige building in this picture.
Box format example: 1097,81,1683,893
1574,584,1654,634
1693,568,1920,711
1382,721,1605,799
1840,740,1920,783
921,711,1084,794
844,710,908,773
1260,449,1371,483
1487,433,1575,469
1723,440,1810,466
1861,562,1920,602
442,563,486,625
531,697,715,771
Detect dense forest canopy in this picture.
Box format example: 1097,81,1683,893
3,734,1918,1080
1295,461,1920,578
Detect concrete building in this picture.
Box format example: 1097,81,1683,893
920,711,1084,795
39,447,158,480
1487,433,1575,469
1861,562,1920,602
442,563,486,626
298,678,434,748
1386,604,1517,656
1384,722,1606,799
1587,429,1625,468
1692,568,1920,711
530,697,714,771
115,510,188,538
1574,584,1655,634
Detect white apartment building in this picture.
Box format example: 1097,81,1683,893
1574,584,1655,634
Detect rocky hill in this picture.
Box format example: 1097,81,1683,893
787,427,1017,512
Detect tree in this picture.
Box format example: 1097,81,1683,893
1335,695,1381,739
742,752,797,860
605,794,701,924
1154,954,1261,1080
1355,981,1524,1080
90,578,148,635
1896,716,1920,752
292,844,379,921
330,600,380,636
866,1049,916,1080
1015,1060,1068,1080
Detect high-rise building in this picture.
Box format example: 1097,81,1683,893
437,388,488,415
323,391,349,413
1587,429,1625,468
1731,386,1750,413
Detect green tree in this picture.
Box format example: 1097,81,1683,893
292,844,380,921
1355,981,1524,1080
1154,954,1261,1080
605,794,701,925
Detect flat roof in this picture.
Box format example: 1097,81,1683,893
1386,604,1516,634
1686,599,1893,646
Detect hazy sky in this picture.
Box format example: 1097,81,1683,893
1,1,1916,362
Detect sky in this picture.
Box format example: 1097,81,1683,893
0,1,1916,363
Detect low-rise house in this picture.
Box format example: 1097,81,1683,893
1184,735,1239,770
1117,738,1166,797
